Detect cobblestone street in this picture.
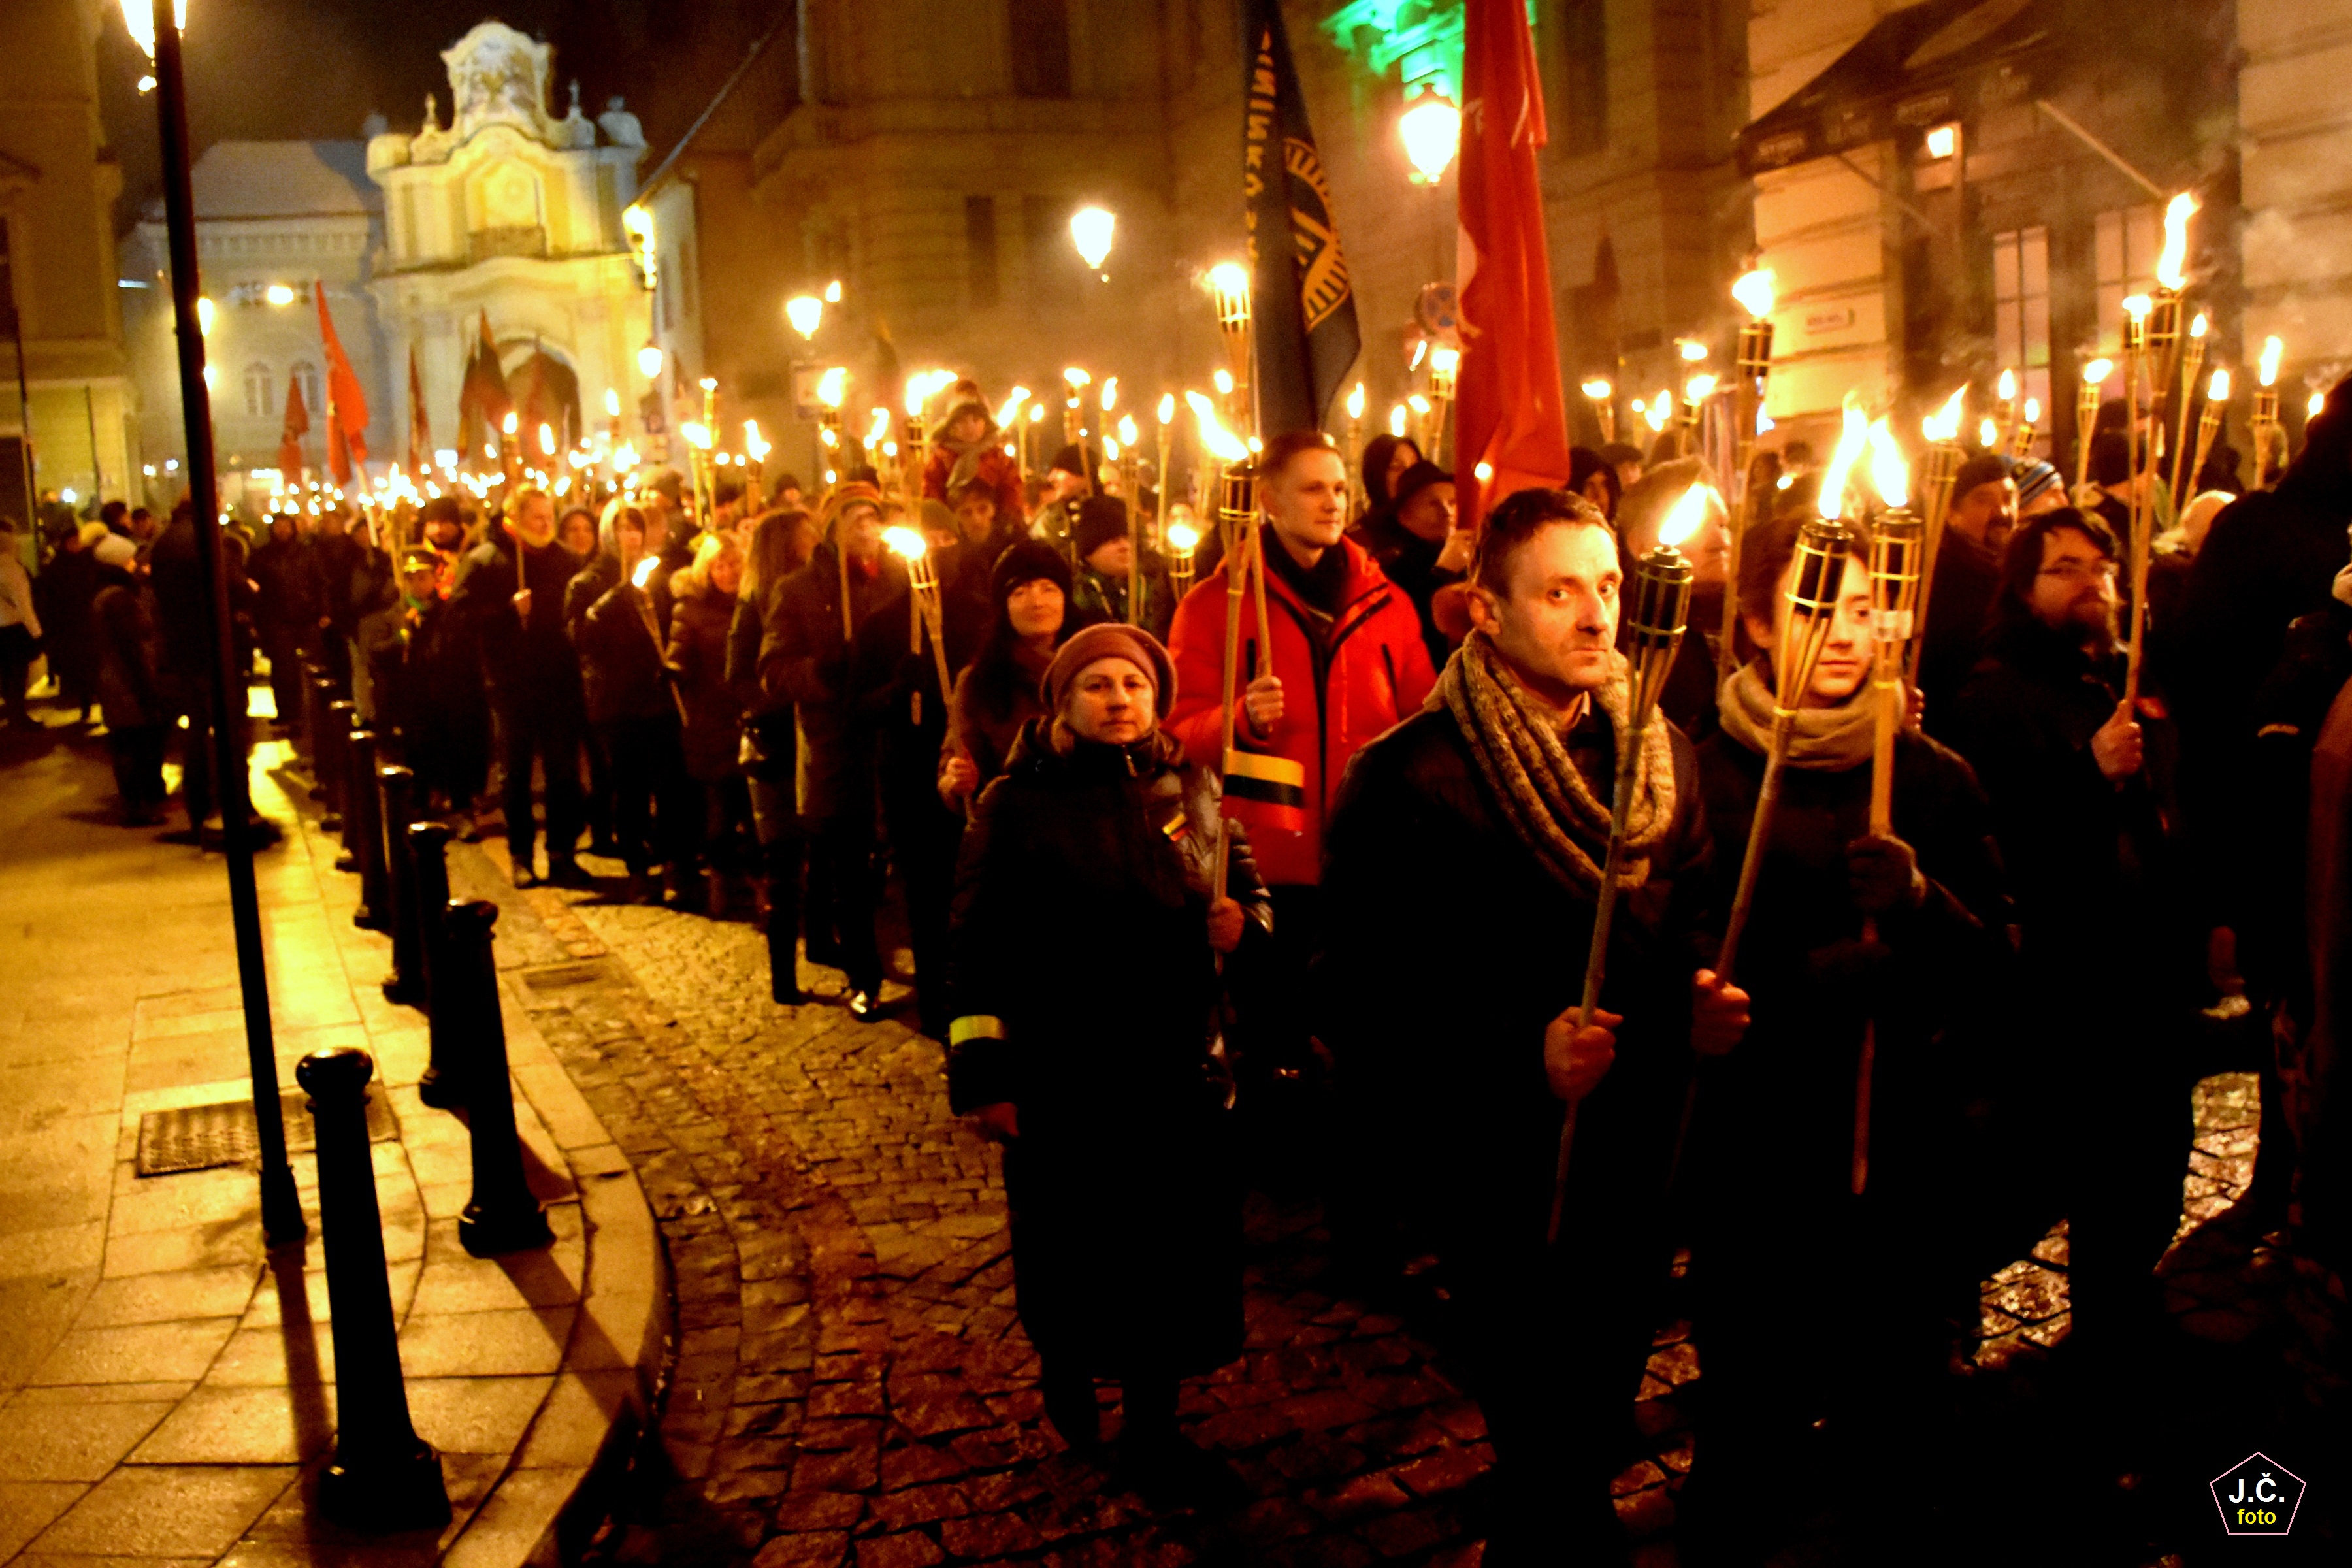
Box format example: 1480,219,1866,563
446,842,2344,1568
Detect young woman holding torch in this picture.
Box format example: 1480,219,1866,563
1678,449,2016,1559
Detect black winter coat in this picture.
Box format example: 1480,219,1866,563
666,577,742,782
93,570,161,729
1319,703,1714,1256
566,553,672,726
758,543,906,819
947,722,1271,1376
248,535,322,637
449,537,585,712
1691,722,2016,1266
727,590,793,784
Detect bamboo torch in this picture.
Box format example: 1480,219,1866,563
2121,290,2160,710
1993,370,2016,444
1167,519,1199,601
1546,480,1704,1245
2172,314,2210,513
1721,268,1777,682
2076,358,2112,496
2253,337,2283,489
1062,367,1090,454
1115,414,1143,624
1679,368,1716,463
2189,368,2230,503
884,525,952,727
1210,263,1253,430
1854,420,1922,1198
1426,346,1460,464
1715,402,1867,985
1343,383,1366,523
2008,397,2040,461
1901,389,1967,687
813,367,852,639
1192,393,1256,903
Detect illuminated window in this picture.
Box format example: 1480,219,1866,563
243,363,274,419
2093,204,2161,356
1991,226,2051,419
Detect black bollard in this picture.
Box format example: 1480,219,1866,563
408,823,461,1109
296,1046,450,1533
321,694,354,833
301,664,329,783
346,731,389,929
378,765,425,1005
442,900,554,1256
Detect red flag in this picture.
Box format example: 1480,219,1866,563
315,280,370,476
406,346,431,476
1454,0,1572,529
457,311,511,463
278,371,310,488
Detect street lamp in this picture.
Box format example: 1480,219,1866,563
1400,87,1460,185
1071,206,1116,278
122,0,309,1256
785,295,823,340
637,342,663,380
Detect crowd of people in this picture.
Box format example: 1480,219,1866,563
6,365,2346,1562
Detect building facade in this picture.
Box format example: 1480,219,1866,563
366,21,653,473
1,0,132,523
121,140,389,505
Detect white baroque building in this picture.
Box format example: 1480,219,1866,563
366,21,653,465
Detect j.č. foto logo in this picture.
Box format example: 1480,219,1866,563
2210,1452,2303,1536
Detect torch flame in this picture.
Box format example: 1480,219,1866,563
2022,397,2040,424
882,526,928,561
1678,339,1710,363
2209,368,2230,401
817,367,847,408
2260,337,2283,386
1863,419,1909,510
1160,392,1177,425
1207,262,1250,305
996,387,1030,430
1430,346,1460,375
2083,358,2114,385
1997,368,2017,402
1102,436,1120,462
866,408,892,446
1923,387,1966,444
1167,522,1200,553
2123,294,2151,323
1817,399,1870,522
1732,267,1776,320
539,423,557,456
1979,417,2000,449
1213,368,1235,397
1685,373,1718,403
1117,415,1139,446
1388,404,1407,438
632,554,660,589
2157,192,2197,290
1644,394,1671,433
2189,312,2208,340
501,411,519,437
681,421,711,451
1345,383,1365,421
1186,391,1249,463
2311,391,2327,420
1582,378,1612,400
1101,378,1119,412
745,421,770,462
1659,482,1710,548
1408,394,1431,415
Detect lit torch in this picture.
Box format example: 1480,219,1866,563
2173,314,2210,513
1343,382,1367,522
2077,358,2114,495
2253,336,2283,487
1719,266,1777,679
1582,378,1616,446
2189,368,2230,510
1209,263,1252,431
885,525,952,726
1190,391,1269,903
1901,388,1967,686
1426,345,1460,461
2010,396,2040,461
1716,399,1865,987
1548,479,1703,1243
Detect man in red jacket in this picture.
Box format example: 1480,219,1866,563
1168,430,1439,1082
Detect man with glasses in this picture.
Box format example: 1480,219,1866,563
1944,508,2193,1487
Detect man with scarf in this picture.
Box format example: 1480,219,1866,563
1321,488,1748,1565
1682,515,2014,1560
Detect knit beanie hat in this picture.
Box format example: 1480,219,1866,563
1074,496,1130,559
819,480,885,541
930,379,994,443
93,534,137,570
1390,459,1452,514
1044,621,1176,718
991,538,1073,604
1049,442,1090,477
2012,459,2065,512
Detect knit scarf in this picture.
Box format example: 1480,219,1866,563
1435,632,1676,896
941,436,992,498
1714,661,1878,770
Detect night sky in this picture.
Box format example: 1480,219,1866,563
97,0,794,224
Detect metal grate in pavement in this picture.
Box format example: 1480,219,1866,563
135,1089,398,1177
521,960,616,990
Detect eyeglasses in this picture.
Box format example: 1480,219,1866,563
2037,559,2116,584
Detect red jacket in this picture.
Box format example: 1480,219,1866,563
923,440,1026,527
1166,535,1438,887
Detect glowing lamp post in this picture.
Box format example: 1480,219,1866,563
1399,88,1460,185
785,294,823,342
1070,206,1115,279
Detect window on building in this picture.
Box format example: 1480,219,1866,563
2092,204,2161,356
1991,225,2051,423
291,360,321,416
1558,0,1608,156
966,196,1001,310
244,363,274,419
1010,0,1072,99
1022,195,1076,307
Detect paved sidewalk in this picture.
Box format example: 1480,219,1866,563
0,717,662,1566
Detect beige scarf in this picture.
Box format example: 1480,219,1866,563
1435,632,1677,896
1714,661,1878,769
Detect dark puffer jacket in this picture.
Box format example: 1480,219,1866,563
566,553,671,726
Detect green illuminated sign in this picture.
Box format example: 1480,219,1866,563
1321,1,1534,103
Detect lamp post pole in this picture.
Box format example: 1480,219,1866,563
150,0,304,1245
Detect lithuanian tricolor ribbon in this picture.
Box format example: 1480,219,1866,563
1224,749,1307,832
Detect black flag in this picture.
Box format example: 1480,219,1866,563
1241,0,1362,436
